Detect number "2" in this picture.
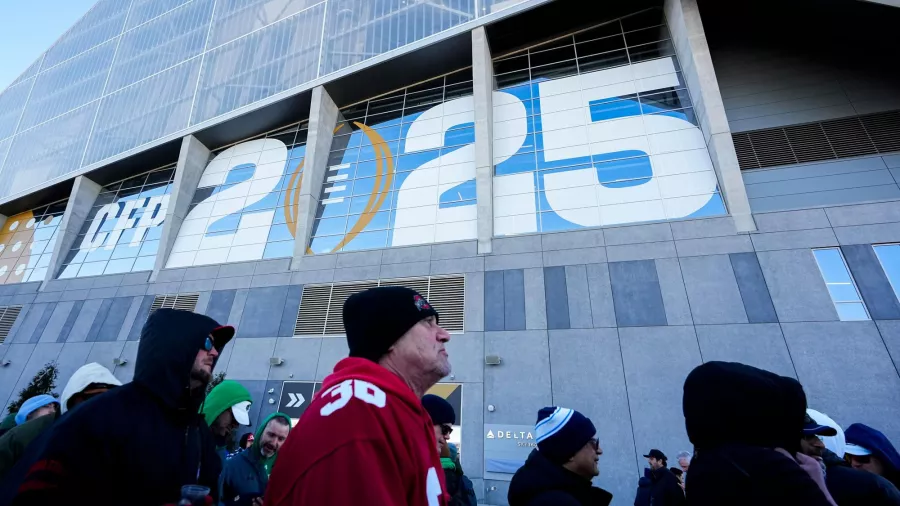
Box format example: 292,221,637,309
319,379,386,416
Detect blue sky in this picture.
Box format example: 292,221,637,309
0,0,96,91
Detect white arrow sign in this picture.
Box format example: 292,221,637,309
286,392,306,408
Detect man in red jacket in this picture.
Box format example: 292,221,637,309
265,286,452,506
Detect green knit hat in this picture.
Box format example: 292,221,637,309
201,380,252,427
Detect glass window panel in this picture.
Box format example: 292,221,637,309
138,240,160,258
835,303,869,321
308,234,342,254
367,94,406,116
339,103,368,121
263,240,294,259
576,35,626,57
575,22,622,43
874,244,900,300
530,60,579,81
813,249,852,283
529,46,577,67
313,216,348,236
828,283,861,302
94,192,118,207
577,49,630,73
539,211,580,233
589,96,641,122
445,69,472,85
78,261,108,277
110,243,142,260
444,82,474,101
640,88,692,112
85,247,114,263
317,198,350,218
621,8,665,31
341,229,389,252
496,152,537,175
58,264,80,279
405,87,446,109
131,256,156,272
267,223,294,242
628,39,677,62
364,110,406,127
104,258,137,275
625,25,671,47
496,69,532,90
145,167,176,186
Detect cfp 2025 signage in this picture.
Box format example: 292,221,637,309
75,55,722,270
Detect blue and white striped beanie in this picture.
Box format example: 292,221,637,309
535,406,596,464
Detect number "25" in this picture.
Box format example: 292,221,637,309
319,379,386,416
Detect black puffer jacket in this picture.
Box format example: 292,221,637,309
11,309,232,506
821,449,900,506
682,361,831,506
645,467,685,505
508,449,612,506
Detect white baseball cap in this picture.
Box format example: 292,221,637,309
844,443,872,456
232,401,251,426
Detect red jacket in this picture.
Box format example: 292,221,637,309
265,357,449,506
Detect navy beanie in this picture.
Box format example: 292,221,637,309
535,406,596,465
344,286,439,362
422,394,455,425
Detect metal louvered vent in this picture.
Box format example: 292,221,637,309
294,275,466,337
734,109,900,170
149,293,200,316
0,305,23,344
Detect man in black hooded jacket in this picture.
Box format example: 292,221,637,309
682,361,836,506
11,309,233,506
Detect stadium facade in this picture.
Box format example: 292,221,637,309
0,0,899,503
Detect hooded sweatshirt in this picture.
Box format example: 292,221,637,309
201,380,252,461
265,357,449,506
845,423,900,488
0,363,120,481
219,412,292,506
682,361,832,506
59,362,122,415
11,309,232,506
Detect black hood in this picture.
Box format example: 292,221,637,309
508,449,612,506
683,361,806,454
134,309,234,412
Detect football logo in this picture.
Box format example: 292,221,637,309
414,295,431,311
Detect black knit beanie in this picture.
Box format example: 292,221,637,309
343,286,439,362
422,394,455,425
535,406,597,465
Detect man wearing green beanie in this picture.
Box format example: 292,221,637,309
220,412,292,506
201,380,253,463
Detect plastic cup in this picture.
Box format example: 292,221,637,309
180,485,210,505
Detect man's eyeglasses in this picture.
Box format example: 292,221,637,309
441,425,453,437
587,438,600,450
203,336,215,352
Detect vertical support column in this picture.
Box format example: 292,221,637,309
40,176,102,289
665,0,756,232
150,134,210,281
472,26,495,255
291,85,340,268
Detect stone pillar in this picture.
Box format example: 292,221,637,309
472,26,495,254
149,135,209,281
665,0,756,232
291,85,341,268
40,176,102,289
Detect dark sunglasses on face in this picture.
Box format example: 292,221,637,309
441,425,453,436
851,455,872,464
587,438,600,450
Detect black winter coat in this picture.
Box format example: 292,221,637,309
682,361,832,506
641,467,684,506
821,449,900,506
508,449,612,506
10,309,232,506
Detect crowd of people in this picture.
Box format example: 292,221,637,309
0,285,897,506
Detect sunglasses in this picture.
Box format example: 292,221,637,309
587,438,600,450
441,425,453,436
203,336,215,352
850,455,872,464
